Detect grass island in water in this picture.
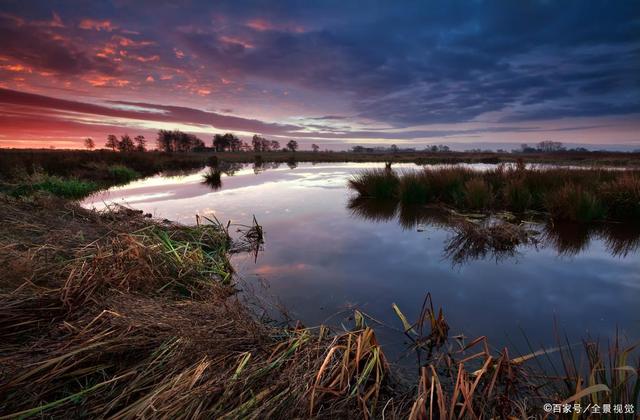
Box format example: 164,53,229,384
349,164,640,224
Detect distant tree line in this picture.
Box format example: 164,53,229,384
351,144,424,153
251,135,280,152
213,133,244,152
515,141,590,153
102,134,147,152
157,130,205,152
91,130,309,153
348,141,596,154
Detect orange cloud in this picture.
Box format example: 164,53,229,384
1,64,32,73
79,19,117,32
96,46,116,58
85,75,130,87
112,36,154,47
131,54,160,63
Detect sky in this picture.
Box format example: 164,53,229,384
0,0,639,150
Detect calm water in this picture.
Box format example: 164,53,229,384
83,162,640,368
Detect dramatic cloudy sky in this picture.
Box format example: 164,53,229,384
0,0,639,150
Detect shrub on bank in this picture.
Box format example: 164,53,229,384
107,165,140,184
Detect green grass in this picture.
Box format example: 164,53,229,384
6,174,98,199
37,176,98,199
107,165,140,184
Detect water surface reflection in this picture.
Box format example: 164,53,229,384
83,163,640,367
348,197,640,262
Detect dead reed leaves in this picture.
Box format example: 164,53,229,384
1,196,637,418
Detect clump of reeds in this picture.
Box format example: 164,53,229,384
463,178,493,210
310,327,391,418
503,178,533,213
349,166,640,224
600,172,640,220
548,334,640,414
61,221,234,310
391,298,640,419
202,168,222,190
392,293,450,355
422,167,471,204
398,171,430,204
348,169,399,200
545,184,605,223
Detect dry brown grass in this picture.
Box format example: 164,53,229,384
0,195,637,418
350,166,640,223
444,219,539,264
0,196,405,418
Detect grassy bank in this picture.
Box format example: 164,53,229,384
2,148,638,199
0,149,208,198
349,166,640,223
0,195,637,418
208,150,640,167
0,195,405,418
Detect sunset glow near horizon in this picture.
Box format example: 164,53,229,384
1,1,639,150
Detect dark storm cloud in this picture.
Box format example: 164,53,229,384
501,102,640,123
162,0,640,126
0,0,639,130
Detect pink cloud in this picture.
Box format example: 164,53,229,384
112,35,154,47
79,19,118,32
131,54,160,63
219,35,254,49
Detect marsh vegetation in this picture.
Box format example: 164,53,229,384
1,157,638,418
1,196,637,418
349,165,640,223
